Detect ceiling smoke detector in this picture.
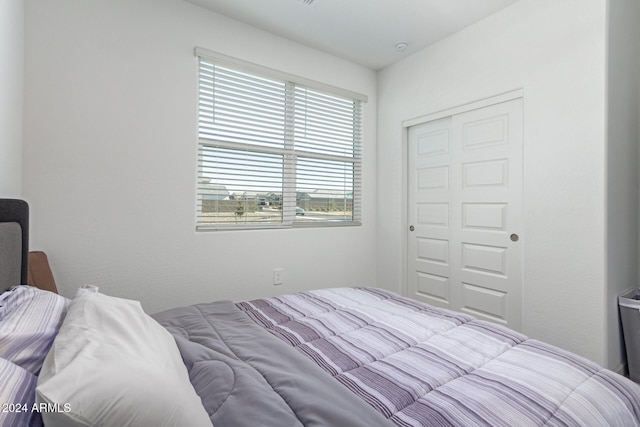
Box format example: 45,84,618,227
298,0,315,5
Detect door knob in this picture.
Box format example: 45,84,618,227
409,225,415,232
510,233,519,242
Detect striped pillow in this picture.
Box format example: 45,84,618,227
0,357,43,427
0,286,69,375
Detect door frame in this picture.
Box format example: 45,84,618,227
400,89,524,298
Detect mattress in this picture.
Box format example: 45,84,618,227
3,284,639,427
154,294,392,427
158,287,640,427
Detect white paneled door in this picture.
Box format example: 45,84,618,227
408,98,523,330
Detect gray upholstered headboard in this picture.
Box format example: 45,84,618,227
0,199,29,293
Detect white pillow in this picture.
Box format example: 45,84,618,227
36,292,212,427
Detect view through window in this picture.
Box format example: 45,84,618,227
196,52,363,230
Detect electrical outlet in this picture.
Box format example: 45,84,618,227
273,268,284,285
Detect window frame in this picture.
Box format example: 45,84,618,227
194,48,366,232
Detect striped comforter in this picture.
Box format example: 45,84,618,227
238,287,640,427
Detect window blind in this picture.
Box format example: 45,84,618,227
196,51,363,230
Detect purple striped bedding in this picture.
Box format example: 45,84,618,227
0,358,43,427
238,287,640,427
0,285,68,375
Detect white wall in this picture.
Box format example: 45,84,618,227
23,0,378,313
606,0,640,371
377,0,610,365
0,0,24,197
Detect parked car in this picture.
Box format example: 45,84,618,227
296,207,305,216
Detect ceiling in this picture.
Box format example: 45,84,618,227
186,0,519,70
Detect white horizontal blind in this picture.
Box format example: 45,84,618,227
196,54,362,230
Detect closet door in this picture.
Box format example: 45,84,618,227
407,98,523,331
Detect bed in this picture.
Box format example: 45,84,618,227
1,198,639,427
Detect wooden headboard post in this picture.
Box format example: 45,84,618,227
0,199,29,292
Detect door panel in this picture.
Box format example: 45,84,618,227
462,159,508,188
416,273,450,303
408,98,523,331
408,117,453,307
462,203,507,231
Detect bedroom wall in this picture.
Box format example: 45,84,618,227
22,0,378,313
377,0,611,365
0,0,24,197
606,0,640,371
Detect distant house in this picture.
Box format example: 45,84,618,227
200,181,229,201
258,192,282,207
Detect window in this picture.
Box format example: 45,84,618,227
195,48,365,230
